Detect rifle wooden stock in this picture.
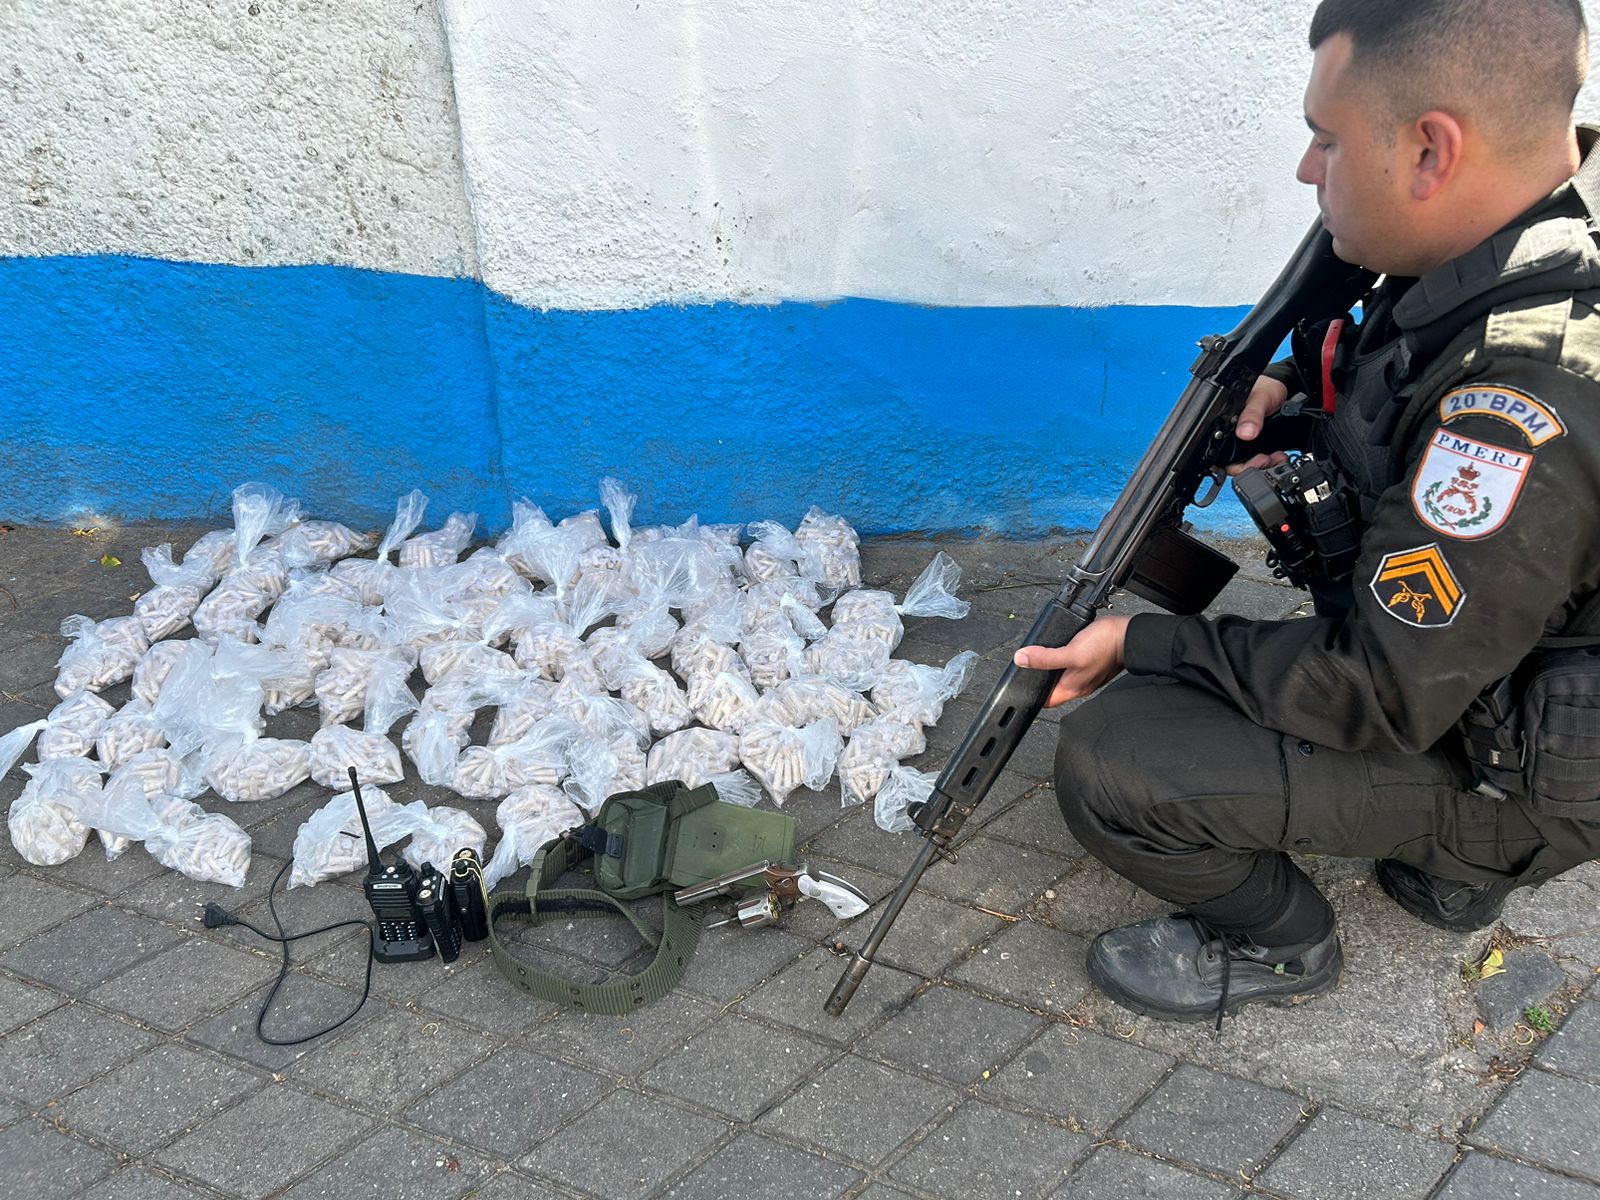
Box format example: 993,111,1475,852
826,222,1376,1017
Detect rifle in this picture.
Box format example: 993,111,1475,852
825,222,1377,1016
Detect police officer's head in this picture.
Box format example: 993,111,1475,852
1302,0,1589,275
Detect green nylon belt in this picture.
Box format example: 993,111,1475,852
485,783,715,1013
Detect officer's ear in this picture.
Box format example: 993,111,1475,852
1408,111,1465,202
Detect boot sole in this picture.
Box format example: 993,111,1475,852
1086,948,1344,1024
1374,859,1503,934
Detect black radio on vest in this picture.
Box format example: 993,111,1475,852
347,766,435,963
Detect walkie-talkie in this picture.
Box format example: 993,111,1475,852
449,847,490,942
347,767,434,963
414,861,462,963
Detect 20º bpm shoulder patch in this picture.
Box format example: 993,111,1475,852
1371,544,1464,628
1412,428,1530,539
1438,384,1565,446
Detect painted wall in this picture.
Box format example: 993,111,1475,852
5,2,1600,534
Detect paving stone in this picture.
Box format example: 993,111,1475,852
521,1088,728,1199
24,840,173,896
803,808,912,868
185,975,379,1071
0,971,63,1034
280,1124,496,1200
854,1188,922,1200
0,873,99,949
678,924,811,1004
405,1046,609,1156
523,989,720,1077
919,834,1070,913
640,1014,838,1122
290,1009,496,1112
0,1117,119,1200
413,953,559,1036
1049,1147,1235,1199
55,1041,264,1154
739,945,922,1044
980,1026,1173,1131
946,919,1094,1015
453,1170,583,1199
329,941,491,1005
1476,947,1571,1029
755,1054,958,1166
1435,1152,1600,1199
889,1099,1088,1199
857,983,1042,1085
0,1004,158,1105
1030,858,1170,940
117,851,288,924
0,905,182,993
660,1131,862,1200
232,877,371,963
979,785,1085,858
156,1082,374,1200
77,1167,216,1200
88,935,282,1031
849,890,1009,980
1257,1106,1455,1200
1468,1068,1600,1182
1541,1001,1600,1083
1114,1065,1306,1178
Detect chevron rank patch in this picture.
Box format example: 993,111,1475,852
1411,428,1530,539
1370,544,1464,628
1438,384,1565,447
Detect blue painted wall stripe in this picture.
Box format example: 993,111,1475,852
0,255,1256,536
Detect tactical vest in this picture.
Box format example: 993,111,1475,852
1301,130,1600,627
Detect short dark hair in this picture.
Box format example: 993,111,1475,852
1309,0,1588,156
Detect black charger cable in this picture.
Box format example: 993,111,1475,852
201,859,375,1046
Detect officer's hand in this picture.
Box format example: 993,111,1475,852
1228,374,1291,477
1013,615,1130,708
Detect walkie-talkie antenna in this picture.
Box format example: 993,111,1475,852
347,766,384,879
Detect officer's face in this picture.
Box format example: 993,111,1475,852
1296,35,1416,272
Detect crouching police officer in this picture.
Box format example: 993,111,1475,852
1018,0,1600,1024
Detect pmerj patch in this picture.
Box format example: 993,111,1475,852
1437,384,1565,447
1370,544,1465,628
1411,428,1531,539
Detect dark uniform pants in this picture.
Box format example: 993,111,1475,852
1053,674,1600,907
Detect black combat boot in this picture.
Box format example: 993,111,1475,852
1086,856,1342,1028
1374,858,1521,933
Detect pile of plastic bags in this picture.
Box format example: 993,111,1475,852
1,481,979,892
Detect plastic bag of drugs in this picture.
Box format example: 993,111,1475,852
561,732,647,814
454,715,584,799
599,476,637,553
671,635,750,692
134,543,215,641
550,683,651,750
202,735,312,803
829,552,970,653
35,690,116,761
687,669,762,734
795,506,862,589
308,725,404,789
94,699,166,768
83,777,252,886
758,675,878,736
743,520,825,584
270,519,376,568
705,768,762,808
874,765,937,834
289,785,416,888
314,647,416,727
644,726,741,788
803,629,894,693
402,802,487,873
329,489,429,605
738,717,842,806
738,611,805,690
132,639,205,706
612,649,692,736
871,651,979,728
482,784,584,891
228,482,304,570
55,614,149,697
486,674,557,747
107,747,206,803
9,756,101,865
839,714,928,807
181,528,238,584
399,511,477,570
0,719,48,781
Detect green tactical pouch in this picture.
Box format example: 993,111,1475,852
486,779,796,1013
